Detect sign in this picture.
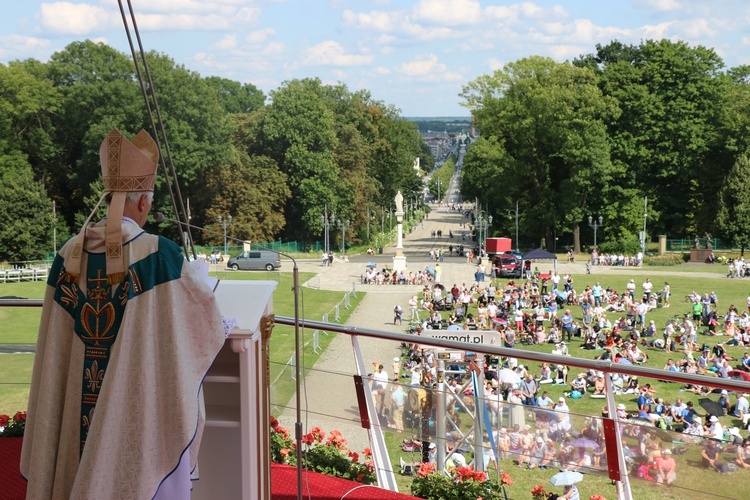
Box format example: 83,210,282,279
421,329,502,346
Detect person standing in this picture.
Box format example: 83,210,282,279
21,129,225,499
390,385,407,431
394,304,403,325
408,295,419,321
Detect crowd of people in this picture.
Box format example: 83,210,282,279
378,255,750,491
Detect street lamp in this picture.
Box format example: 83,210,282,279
338,219,350,255
320,205,334,255
436,179,442,203
588,215,603,248
507,200,519,252
217,214,232,255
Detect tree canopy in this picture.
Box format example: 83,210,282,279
0,41,431,260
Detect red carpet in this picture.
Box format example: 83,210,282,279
0,438,26,499
271,464,420,499
0,439,420,499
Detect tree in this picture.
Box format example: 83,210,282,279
0,153,56,261
580,39,727,237
201,152,290,245
460,57,621,250
716,153,750,255
203,76,265,114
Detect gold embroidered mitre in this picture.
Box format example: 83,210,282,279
65,129,159,284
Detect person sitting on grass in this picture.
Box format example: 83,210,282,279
701,439,723,471
570,373,587,395
656,448,677,485
736,438,750,470
591,374,606,397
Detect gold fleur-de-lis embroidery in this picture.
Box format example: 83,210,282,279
60,284,79,308
82,407,95,429
85,361,105,392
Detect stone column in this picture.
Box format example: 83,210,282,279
392,190,407,270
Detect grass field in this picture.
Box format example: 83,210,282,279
386,267,750,499
0,269,361,415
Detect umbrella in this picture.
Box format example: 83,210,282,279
570,438,599,449
549,471,583,486
729,370,750,382
432,283,446,291
491,317,508,326
699,398,725,418
496,368,521,385
366,261,376,269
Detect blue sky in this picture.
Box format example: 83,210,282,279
2,1,749,117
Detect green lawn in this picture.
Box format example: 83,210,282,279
0,270,361,415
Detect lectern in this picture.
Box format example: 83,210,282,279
191,280,277,499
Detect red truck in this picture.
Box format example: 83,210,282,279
485,237,512,256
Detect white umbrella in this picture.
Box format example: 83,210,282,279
496,368,521,385
549,471,583,486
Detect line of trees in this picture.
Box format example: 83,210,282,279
459,39,750,253
0,40,432,261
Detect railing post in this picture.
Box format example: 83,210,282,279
604,373,632,500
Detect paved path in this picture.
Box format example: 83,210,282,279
276,204,480,453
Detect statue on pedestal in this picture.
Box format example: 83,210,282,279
395,190,404,214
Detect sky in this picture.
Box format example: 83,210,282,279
1,1,750,117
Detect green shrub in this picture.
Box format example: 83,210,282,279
597,235,642,255
644,254,688,266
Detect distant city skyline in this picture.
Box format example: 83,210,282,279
2,1,748,117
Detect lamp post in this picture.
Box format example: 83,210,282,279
218,214,232,255
508,200,519,252
320,205,334,255
436,179,442,203
588,215,603,248
338,219,350,255
484,215,493,247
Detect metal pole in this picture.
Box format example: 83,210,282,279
642,196,648,255
515,200,519,252
436,359,446,471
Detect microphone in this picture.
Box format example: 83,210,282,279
153,212,306,477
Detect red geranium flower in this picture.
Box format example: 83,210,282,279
356,473,365,482
348,451,360,462
417,462,436,477
362,447,372,457
0,414,9,427
472,470,488,482
499,472,512,486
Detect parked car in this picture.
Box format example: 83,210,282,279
493,253,522,278
227,250,281,271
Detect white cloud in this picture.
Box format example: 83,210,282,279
395,54,462,82
638,21,676,40
374,66,391,75
486,58,504,71
39,1,260,35
674,18,717,38
0,34,51,60
213,34,238,50
305,41,373,66
40,2,114,35
634,0,682,13
245,28,275,44
412,0,482,26
342,9,401,31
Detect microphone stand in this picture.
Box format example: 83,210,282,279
153,212,304,500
